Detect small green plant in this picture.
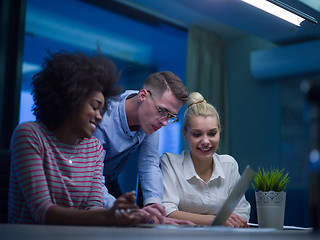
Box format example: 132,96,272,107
252,167,290,192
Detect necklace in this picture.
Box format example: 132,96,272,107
67,147,77,164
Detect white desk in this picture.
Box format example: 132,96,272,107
0,224,318,240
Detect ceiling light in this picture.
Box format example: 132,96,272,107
242,0,318,27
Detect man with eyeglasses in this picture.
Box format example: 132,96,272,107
93,71,190,224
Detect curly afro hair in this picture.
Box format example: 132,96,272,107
31,49,122,131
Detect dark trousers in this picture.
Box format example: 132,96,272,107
106,177,144,208
136,179,143,208
105,178,122,198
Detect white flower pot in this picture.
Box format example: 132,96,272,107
255,191,286,230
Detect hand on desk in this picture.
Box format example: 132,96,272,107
111,199,195,226
110,191,143,226
224,213,249,228
163,217,195,225
141,203,195,225
140,203,166,224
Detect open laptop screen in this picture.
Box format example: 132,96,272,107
211,165,255,226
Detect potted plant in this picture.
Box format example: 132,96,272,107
252,167,290,230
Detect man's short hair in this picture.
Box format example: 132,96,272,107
142,71,188,103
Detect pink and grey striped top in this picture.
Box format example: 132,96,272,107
8,121,104,224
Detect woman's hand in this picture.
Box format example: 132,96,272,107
224,213,249,228
140,204,195,225
114,208,143,226
163,217,195,225
140,203,166,224
109,191,143,226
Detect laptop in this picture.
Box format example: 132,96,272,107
138,165,255,228
210,165,255,226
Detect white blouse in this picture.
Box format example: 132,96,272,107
160,151,251,221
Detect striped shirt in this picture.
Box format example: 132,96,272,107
8,121,104,224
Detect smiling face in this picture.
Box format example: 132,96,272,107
137,89,182,135
67,90,105,140
183,115,220,163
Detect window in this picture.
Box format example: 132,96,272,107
22,0,187,192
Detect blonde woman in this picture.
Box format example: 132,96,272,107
161,92,250,227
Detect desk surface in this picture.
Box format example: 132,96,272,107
0,224,318,240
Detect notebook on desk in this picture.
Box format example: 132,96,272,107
139,165,255,228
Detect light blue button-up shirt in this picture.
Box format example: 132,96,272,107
93,90,163,208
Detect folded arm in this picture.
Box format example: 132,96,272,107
46,192,143,226
168,210,248,227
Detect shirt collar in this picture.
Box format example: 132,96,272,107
119,90,141,137
210,154,226,180
183,151,196,180
183,151,226,181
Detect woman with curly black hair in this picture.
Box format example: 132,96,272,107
8,49,150,226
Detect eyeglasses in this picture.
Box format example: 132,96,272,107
147,90,179,123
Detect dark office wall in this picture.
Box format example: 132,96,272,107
0,0,26,222
0,0,26,150
225,34,313,187
225,35,279,172
225,35,312,227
